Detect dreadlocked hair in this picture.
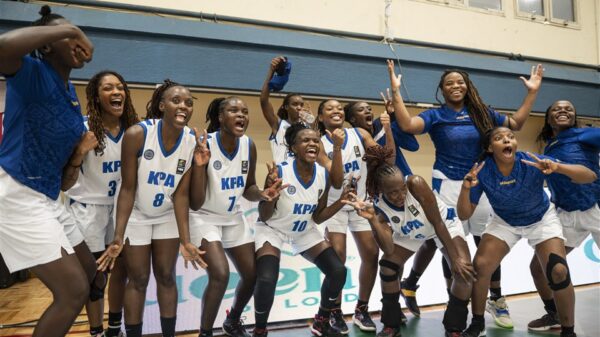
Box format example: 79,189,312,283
317,99,339,136
536,101,578,146
284,122,311,157
30,5,65,58
277,93,303,120
145,79,180,120
86,71,140,155
343,101,362,127
436,69,497,137
364,145,401,199
205,96,240,133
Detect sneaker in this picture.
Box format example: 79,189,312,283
400,279,421,317
330,309,349,335
222,315,250,337
252,328,268,337
376,326,401,337
528,312,561,331
352,305,376,331
461,321,485,337
560,332,577,337
311,315,343,337
485,297,513,329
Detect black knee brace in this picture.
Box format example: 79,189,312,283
89,270,108,302
546,253,571,291
315,247,347,306
380,292,401,328
254,255,280,316
443,293,469,332
379,259,400,282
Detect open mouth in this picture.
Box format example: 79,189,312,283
502,146,513,158
365,114,373,125
234,119,246,132
450,90,463,98
331,113,343,122
109,97,123,110
174,111,188,123
555,112,570,122
306,146,318,158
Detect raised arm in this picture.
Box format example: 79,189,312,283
189,128,210,211
260,56,286,135
61,131,98,191
522,152,597,184
457,162,485,221
0,23,93,75
504,64,543,131
317,129,344,189
387,60,425,134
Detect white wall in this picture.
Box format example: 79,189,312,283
95,0,599,65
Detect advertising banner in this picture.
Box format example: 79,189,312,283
141,200,600,334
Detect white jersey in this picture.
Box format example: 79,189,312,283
374,190,455,241
65,120,123,205
270,119,291,164
321,128,367,211
130,119,195,224
193,131,251,221
263,159,328,235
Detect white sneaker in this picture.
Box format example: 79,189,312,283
485,297,513,329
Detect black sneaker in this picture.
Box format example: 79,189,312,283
400,279,420,317
311,315,343,337
528,312,561,331
376,326,401,337
252,328,268,337
222,315,250,337
352,305,376,331
330,309,349,335
461,321,485,337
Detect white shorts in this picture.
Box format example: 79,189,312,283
433,175,492,237
255,222,324,255
0,168,74,272
124,220,179,246
323,209,371,233
557,204,600,248
65,200,114,252
393,218,466,252
484,204,564,249
190,212,253,249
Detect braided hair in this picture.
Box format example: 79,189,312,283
145,79,181,120
536,101,578,145
277,93,303,120
30,5,65,59
86,71,139,155
205,96,241,133
436,70,497,137
364,145,401,199
284,122,311,157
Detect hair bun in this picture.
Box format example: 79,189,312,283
39,5,52,17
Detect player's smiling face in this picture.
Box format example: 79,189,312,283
548,100,576,132
220,98,249,138
319,100,345,129
489,127,517,163
381,173,407,207
292,129,320,163
160,86,193,129
98,74,125,118
350,102,373,130
441,72,467,105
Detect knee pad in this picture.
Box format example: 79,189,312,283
546,253,571,291
379,259,400,282
89,271,108,302
443,293,469,332
380,292,401,328
256,255,280,287
314,247,347,292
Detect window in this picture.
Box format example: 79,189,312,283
516,0,578,26
469,0,502,11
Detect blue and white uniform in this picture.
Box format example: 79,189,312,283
0,56,84,272
64,120,124,252
270,119,291,164
469,152,564,248
255,160,328,254
374,190,464,252
373,119,419,176
321,128,370,233
544,127,600,248
125,119,195,245
190,132,254,248
420,105,506,236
